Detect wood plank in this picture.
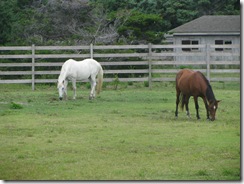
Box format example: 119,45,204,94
151,61,206,65
35,79,57,83
210,69,240,73
35,54,90,58
0,71,32,75
0,55,32,59
35,45,90,50
110,77,148,82
0,79,32,84
151,69,207,74
0,63,32,67
34,61,148,66
152,52,205,57
34,78,149,83
35,71,60,75
152,78,175,82
210,61,240,65
35,62,63,67
151,69,179,73
93,45,148,50
100,61,148,66
210,77,240,82
0,46,32,51
104,69,148,74
93,53,148,58
151,44,206,49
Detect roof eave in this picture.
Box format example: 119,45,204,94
168,32,240,36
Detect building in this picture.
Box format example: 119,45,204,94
165,15,240,63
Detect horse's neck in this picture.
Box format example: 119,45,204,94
206,84,216,103
198,72,216,103
59,69,67,82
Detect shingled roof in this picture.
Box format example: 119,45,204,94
169,15,240,34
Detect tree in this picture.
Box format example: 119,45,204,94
117,11,165,44
0,0,16,45
0,0,240,45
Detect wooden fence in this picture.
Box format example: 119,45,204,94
0,44,240,90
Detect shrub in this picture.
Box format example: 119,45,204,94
10,102,23,109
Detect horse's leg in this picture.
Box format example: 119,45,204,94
193,96,200,119
72,79,77,100
203,97,210,120
89,76,97,100
175,90,180,117
64,80,68,100
185,96,190,118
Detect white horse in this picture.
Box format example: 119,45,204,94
57,58,103,100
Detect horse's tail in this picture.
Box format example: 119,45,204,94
96,65,103,95
175,70,185,111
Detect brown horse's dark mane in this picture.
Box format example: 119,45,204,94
198,72,216,102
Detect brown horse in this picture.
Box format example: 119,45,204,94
175,69,220,121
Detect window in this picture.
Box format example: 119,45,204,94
215,40,232,51
215,40,223,51
224,40,232,51
191,40,199,51
181,40,199,51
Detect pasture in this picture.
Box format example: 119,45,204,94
0,82,240,180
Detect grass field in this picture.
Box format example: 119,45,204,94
0,81,240,180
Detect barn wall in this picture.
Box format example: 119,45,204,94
173,35,240,64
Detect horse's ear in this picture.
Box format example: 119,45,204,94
217,100,221,104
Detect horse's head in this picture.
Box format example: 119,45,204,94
208,100,221,121
57,80,65,100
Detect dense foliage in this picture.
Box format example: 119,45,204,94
0,0,240,45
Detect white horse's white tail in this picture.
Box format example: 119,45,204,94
96,66,103,95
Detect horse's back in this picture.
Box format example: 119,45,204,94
63,58,100,70
176,69,194,86
63,58,101,80
176,69,207,96
82,58,99,64
64,58,99,65
81,58,102,71
62,59,74,67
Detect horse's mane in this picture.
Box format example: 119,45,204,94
198,72,216,102
58,60,71,83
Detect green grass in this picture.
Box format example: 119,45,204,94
0,82,240,180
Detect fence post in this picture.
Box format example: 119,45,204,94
31,44,35,90
90,43,93,59
148,43,152,89
206,44,210,81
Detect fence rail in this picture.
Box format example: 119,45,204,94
0,44,240,90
